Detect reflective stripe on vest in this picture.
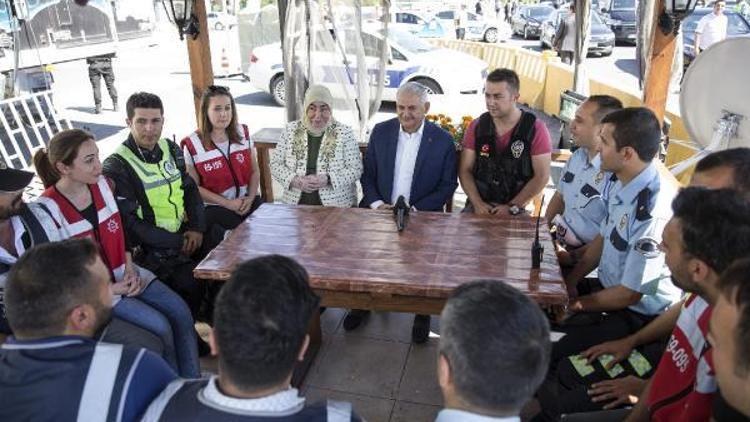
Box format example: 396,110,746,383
115,139,185,233
181,125,253,201
39,177,127,281
76,343,124,422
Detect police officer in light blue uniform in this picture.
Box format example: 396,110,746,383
546,96,623,259
551,107,682,362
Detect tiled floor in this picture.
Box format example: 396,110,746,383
304,309,443,422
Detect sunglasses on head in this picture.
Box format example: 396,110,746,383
207,85,230,93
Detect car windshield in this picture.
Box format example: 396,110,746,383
528,6,555,18
683,10,750,35
386,28,436,53
611,0,635,9
591,10,604,24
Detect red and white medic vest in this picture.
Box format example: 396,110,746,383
181,124,253,202
39,177,127,282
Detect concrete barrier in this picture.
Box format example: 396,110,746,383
429,38,693,179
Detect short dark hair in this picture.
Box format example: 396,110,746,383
486,68,520,94
213,255,320,391
717,258,750,375
694,148,750,195
5,239,101,337
672,187,750,274
126,92,164,119
586,95,623,123
439,280,551,414
601,107,661,162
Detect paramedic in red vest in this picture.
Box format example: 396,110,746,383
181,85,261,232
33,129,200,378
102,92,211,325
459,68,552,215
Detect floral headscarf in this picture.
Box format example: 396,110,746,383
302,84,335,135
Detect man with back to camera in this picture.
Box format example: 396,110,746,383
0,158,164,354
351,81,458,344
0,239,176,421
436,279,551,421
459,68,552,216
545,95,623,268
552,108,682,363
141,255,362,421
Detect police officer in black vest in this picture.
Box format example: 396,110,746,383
459,69,552,216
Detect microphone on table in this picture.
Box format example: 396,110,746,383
393,195,409,232
532,195,545,269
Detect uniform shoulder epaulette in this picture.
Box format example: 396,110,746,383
636,187,652,221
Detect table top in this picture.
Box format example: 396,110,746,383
195,204,568,305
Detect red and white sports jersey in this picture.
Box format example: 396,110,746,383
38,177,127,281
181,124,253,202
647,293,716,421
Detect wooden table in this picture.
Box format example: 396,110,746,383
195,203,567,384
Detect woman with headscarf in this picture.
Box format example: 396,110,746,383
271,85,362,207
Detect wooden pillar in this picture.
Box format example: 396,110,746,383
642,2,676,124
187,0,214,121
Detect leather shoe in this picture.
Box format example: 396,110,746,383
411,314,431,344
343,309,370,331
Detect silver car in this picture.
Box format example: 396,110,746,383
433,9,503,43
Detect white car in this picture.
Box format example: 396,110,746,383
433,9,504,42
247,27,488,106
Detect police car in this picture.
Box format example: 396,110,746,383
247,27,489,106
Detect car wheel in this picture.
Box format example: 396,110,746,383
484,27,498,43
215,22,225,30
413,78,443,95
270,75,285,107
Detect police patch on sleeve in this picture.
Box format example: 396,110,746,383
635,237,661,259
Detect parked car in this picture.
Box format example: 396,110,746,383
511,5,556,39
540,9,615,56
600,0,637,43
207,12,238,31
247,27,489,106
388,11,448,38
433,9,503,42
682,8,750,68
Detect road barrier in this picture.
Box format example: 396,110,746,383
0,90,72,170
429,39,695,182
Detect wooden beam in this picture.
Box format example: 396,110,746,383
642,2,677,124
186,0,214,121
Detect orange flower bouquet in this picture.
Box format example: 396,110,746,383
426,114,474,151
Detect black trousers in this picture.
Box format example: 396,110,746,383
88,59,117,106
536,340,664,421
204,195,263,232
456,28,466,39
135,250,205,320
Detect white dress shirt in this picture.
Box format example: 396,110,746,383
695,12,728,50
435,409,521,422
370,120,425,209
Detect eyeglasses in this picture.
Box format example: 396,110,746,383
207,85,230,93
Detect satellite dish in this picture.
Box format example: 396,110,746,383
673,37,750,174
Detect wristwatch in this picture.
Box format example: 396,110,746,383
508,204,522,215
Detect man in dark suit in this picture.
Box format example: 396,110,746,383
346,81,458,343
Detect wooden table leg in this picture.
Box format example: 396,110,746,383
291,309,322,388
256,147,274,203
